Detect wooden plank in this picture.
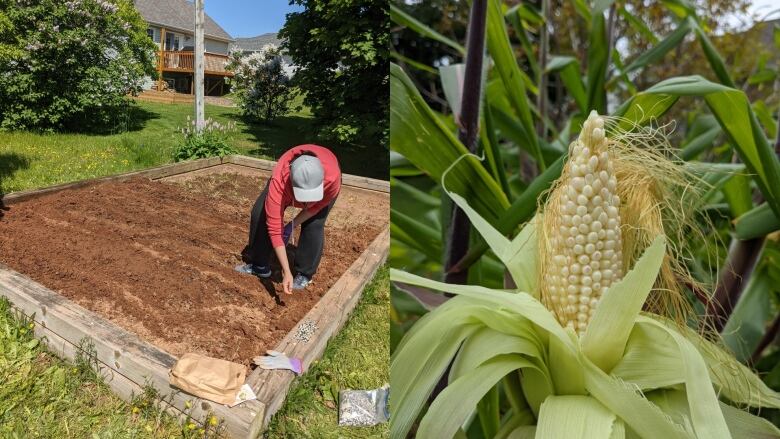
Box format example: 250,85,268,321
0,264,265,438
224,155,390,193
1,157,223,205
246,227,389,425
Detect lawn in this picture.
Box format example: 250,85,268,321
0,97,387,194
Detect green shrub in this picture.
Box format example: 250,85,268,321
0,0,157,132
226,45,296,122
173,117,237,162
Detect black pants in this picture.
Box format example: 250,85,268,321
241,182,336,278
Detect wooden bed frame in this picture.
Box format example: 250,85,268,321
0,155,389,438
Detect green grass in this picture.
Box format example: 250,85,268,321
266,267,390,438
0,97,387,194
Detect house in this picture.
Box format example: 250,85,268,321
230,32,297,77
134,0,234,96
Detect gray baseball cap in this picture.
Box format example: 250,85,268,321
290,154,324,202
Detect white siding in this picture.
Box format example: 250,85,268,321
205,38,229,55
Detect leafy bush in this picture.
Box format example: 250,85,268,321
281,0,389,148
173,117,237,162
226,45,295,122
0,0,157,132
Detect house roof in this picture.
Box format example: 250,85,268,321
230,33,283,52
134,0,233,42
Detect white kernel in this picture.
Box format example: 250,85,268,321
579,295,590,304
592,195,603,206
592,179,603,192
577,313,588,322
571,263,581,274
576,206,588,216
592,272,602,282
612,195,621,206
599,152,609,164
581,276,592,286
606,230,616,240
592,261,602,270
582,185,594,197
607,206,619,218
573,244,584,255
572,215,582,226
592,251,602,261
578,224,589,234
582,265,592,275
582,214,592,224
607,218,618,230
550,294,560,303
582,286,593,296
585,243,595,254
578,255,590,265
599,260,610,269
567,285,578,295
569,227,579,236
592,282,601,291
607,177,617,191
590,298,600,308
568,275,579,284
579,304,589,314
575,234,586,245
566,305,577,314
565,237,575,247
567,186,577,199
585,174,595,185
560,267,569,277
587,232,598,243
602,269,613,281
588,155,599,171
571,177,585,190
565,201,577,215
577,194,588,205
599,171,609,182
577,321,588,331
596,240,604,249
604,250,615,260
605,240,616,250
554,255,567,266
600,188,610,199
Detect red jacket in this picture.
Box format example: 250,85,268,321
265,145,341,248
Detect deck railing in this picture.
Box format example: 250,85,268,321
158,51,232,76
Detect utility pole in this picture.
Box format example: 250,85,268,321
194,0,205,130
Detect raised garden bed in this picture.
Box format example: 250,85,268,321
0,155,389,438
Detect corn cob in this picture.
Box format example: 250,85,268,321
545,111,624,334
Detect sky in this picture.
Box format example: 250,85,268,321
203,0,303,39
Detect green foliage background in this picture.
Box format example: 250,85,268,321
281,0,390,149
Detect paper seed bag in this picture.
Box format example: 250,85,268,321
169,353,247,406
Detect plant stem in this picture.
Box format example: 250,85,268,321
749,311,780,366
444,0,488,284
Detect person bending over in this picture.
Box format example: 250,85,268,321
237,144,341,294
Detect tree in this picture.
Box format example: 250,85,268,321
227,45,295,122
280,0,389,148
0,0,157,132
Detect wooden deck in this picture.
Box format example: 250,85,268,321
159,51,233,77
0,156,389,438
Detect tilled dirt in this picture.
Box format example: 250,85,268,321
0,170,388,365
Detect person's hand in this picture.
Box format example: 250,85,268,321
282,270,294,295
282,222,293,244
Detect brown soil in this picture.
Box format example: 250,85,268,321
0,169,388,365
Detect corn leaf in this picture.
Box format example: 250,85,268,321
447,191,539,294
611,322,684,390
507,425,536,438
547,56,587,113
643,315,780,409
581,236,666,372
734,202,780,240
417,355,530,438
582,358,694,438
549,328,586,395
585,7,609,114
614,75,780,220
536,396,622,439
389,3,465,55
721,173,753,218
723,270,774,363
450,327,543,382
389,269,573,347
486,0,544,168
719,401,780,438
390,63,510,224
634,318,730,438
622,17,692,75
